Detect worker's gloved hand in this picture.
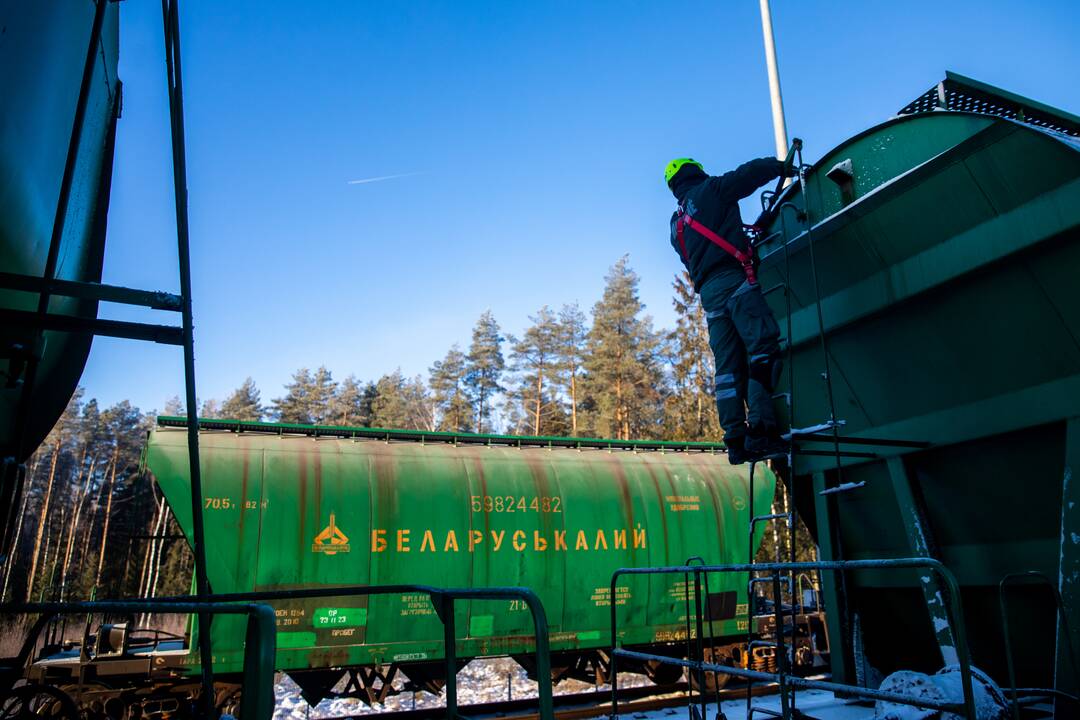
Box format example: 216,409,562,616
781,159,798,178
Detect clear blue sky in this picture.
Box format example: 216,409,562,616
83,0,1080,414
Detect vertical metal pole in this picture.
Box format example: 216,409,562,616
1058,418,1080,708
812,472,849,683
684,567,695,719
745,462,756,720
523,592,554,720
443,597,457,719
610,573,620,720
159,1,214,714
758,0,789,162
885,457,957,664
693,568,706,720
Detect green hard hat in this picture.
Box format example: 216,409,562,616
665,157,703,185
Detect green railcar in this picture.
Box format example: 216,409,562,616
756,72,1080,694
143,419,776,699
0,1,121,463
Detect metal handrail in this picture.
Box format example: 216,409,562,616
150,583,554,720
608,559,977,720
0,599,277,720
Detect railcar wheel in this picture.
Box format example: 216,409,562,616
687,667,731,692
686,647,734,693
216,686,242,716
644,660,683,686
0,684,81,719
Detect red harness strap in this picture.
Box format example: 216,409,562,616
676,210,757,285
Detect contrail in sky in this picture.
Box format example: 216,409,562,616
347,171,427,185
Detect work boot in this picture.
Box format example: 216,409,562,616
725,435,750,465
746,425,788,460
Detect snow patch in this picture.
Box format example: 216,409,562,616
874,665,1007,720
272,659,653,718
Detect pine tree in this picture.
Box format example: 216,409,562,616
220,378,264,421
430,346,473,432
163,395,184,416
582,256,666,440
329,375,368,426
665,271,721,441
556,303,588,436
371,370,410,428
273,367,337,424
93,401,146,594
508,307,564,436
24,389,82,601
273,368,315,423
307,367,338,424
199,398,221,419
464,311,505,433
401,376,434,430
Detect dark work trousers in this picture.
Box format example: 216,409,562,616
700,272,782,441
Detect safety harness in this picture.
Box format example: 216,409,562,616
675,207,758,285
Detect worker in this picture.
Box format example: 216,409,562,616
665,156,794,464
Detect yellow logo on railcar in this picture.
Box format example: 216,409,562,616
312,513,350,555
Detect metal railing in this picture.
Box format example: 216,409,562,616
608,559,978,720
153,583,554,720
0,599,277,720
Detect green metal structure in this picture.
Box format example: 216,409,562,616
0,2,220,713
144,418,775,686
755,72,1080,698
0,1,120,463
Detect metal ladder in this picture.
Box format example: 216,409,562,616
740,139,852,720
0,1,217,714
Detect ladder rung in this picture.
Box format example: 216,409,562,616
783,419,846,440
795,448,877,459
818,481,867,496
749,707,784,719
796,432,931,449
751,512,790,526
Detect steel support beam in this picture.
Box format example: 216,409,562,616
812,471,850,683
1058,418,1080,702
0,272,182,311
886,456,958,666
0,308,183,345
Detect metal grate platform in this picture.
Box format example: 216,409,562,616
898,70,1080,137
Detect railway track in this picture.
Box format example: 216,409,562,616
312,679,791,720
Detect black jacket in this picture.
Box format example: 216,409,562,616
669,157,785,291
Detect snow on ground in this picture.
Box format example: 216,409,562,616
649,690,875,719
273,658,653,719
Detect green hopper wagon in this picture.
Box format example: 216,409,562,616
756,72,1080,695
143,419,781,704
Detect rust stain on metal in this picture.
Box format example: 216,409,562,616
640,460,669,563
298,447,309,557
